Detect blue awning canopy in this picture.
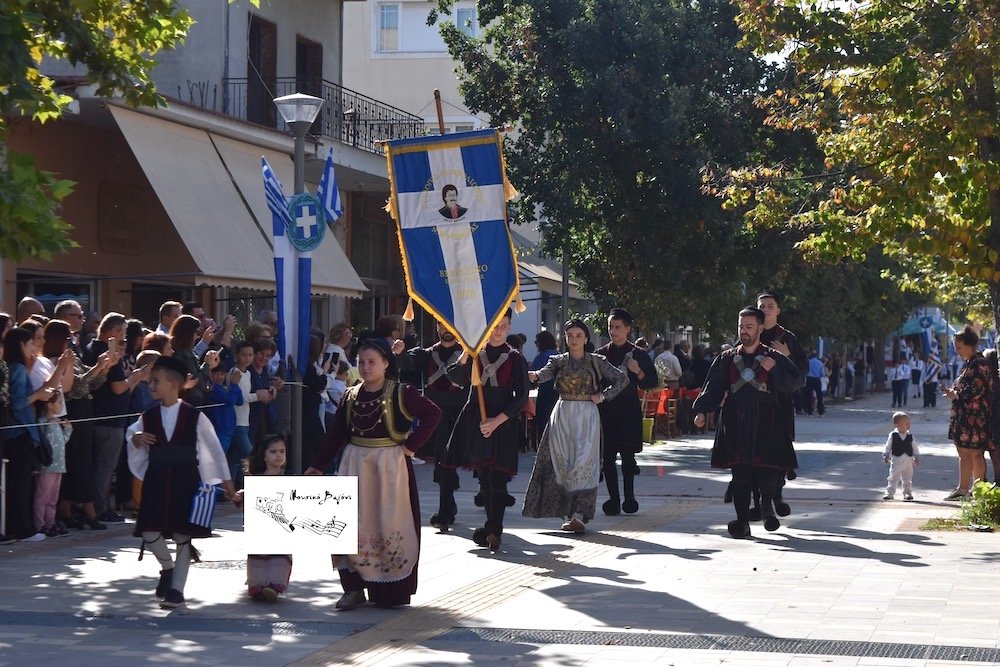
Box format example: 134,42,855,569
897,315,956,336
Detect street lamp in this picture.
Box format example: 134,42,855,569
273,92,323,473
274,92,324,192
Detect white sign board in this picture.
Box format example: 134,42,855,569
243,476,358,555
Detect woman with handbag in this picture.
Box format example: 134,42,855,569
2,327,55,541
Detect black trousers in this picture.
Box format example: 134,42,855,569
2,432,37,538
730,464,783,522
923,381,938,408
478,467,510,536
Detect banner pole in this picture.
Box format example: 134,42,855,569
433,89,447,135
475,356,487,424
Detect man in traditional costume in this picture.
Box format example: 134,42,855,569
595,308,658,515
406,321,467,531
693,307,801,538
754,290,808,517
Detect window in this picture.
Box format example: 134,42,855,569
378,3,399,52
456,7,478,37
454,123,475,133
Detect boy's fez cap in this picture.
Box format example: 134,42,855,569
153,355,189,380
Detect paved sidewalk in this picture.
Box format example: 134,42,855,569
1,391,998,666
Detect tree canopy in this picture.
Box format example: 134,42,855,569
435,0,774,333
0,0,192,260
720,0,1000,327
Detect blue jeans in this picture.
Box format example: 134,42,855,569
228,426,253,484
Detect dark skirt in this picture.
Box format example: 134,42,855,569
711,401,798,471
445,389,519,475
599,392,643,454
134,446,208,538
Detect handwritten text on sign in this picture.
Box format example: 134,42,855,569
243,476,359,555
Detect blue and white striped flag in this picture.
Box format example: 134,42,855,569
315,147,343,222
922,328,941,383
262,157,312,377
385,129,521,353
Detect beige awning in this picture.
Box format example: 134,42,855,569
109,105,366,297
209,133,367,298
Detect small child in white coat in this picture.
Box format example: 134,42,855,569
883,411,919,501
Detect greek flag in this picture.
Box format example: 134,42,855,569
315,147,343,222
262,157,311,376
923,328,941,383
385,129,521,352
188,483,217,528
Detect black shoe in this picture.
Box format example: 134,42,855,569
59,513,83,530
485,533,501,553
622,497,639,514
83,517,107,530
97,511,125,523
748,506,762,522
763,514,780,532
429,513,452,532
774,501,791,517
156,569,174,598
471,527,489,547
602,498,621,516
160,589,185,609
727,520,751,539
0,534,12,544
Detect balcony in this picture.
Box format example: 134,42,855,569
174,76,425,155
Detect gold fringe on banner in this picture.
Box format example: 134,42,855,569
514,293,527,313
402,297,415,322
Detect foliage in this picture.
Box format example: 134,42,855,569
0,151,74,261
960,480,1000,527
721,0,1000,327
434,0,775,333
0,0,193,259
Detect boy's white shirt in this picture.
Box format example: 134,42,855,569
127,401,231,483
883,428,920,458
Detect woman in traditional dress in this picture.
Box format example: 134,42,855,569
943,325,995,500
305,339,441,610
522,320,628,533
444,310,529,552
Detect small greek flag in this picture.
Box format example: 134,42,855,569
315,147,343,222
188,483,217,528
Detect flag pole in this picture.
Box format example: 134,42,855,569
435,88,487,423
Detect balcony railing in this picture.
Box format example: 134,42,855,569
176,77,425,155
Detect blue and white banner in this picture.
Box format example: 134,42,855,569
262,157,312,377
385,130,520,352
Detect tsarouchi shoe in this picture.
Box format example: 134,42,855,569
560,518,586,533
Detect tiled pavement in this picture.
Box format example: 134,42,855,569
1,392,998,666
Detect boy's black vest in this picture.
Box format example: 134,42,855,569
890,432,913,457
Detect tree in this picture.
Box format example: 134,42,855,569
0,1,193,260
434,0,775,332
721,0,1000,328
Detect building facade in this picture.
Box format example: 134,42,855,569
6,0,420,334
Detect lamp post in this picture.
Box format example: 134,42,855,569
273,92,323,473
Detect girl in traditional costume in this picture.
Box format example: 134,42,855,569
305,339,441,610
522,320,628,533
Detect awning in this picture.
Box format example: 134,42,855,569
510,230,582,300
897,315,957,336
109,105,366,297
209,133,367,297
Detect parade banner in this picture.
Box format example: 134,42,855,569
385,129,521,354
244,476,358,555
